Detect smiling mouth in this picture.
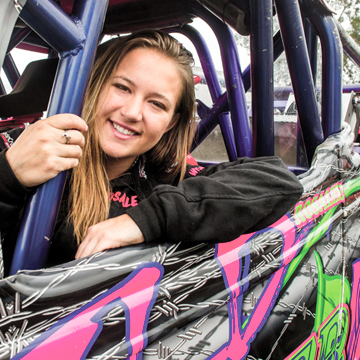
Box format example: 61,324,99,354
112,121,138,136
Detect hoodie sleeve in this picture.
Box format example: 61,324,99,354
126,156,304,244
0,129,32,235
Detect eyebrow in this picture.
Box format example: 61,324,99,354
113,75,172,106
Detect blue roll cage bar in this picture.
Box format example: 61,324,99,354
0,0,358,273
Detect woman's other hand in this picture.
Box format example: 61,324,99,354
5,114,87,187
75,214,145,259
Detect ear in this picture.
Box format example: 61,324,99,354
166,113,180,133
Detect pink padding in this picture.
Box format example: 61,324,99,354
186,153,198,166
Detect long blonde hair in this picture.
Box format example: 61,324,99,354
68,30,196,244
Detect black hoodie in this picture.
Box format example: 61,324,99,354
0,128,303,271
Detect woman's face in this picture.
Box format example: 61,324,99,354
96,47,182,178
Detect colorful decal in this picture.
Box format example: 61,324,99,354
7,188,352,360
208,214,310,360
347,259,360,359
284,177,360,286
5,133,360,360
285,251,351,360
284,305,349,360
293,182,345,229
11,263,164,360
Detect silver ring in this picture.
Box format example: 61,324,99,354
62,130,71,144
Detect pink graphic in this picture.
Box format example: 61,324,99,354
109,191,138,207
188,166,205,177
209,214,308,360
347,259,360,360
186,153,198,166
12,263,164,360
1,133,11,149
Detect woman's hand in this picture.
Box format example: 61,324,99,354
5,114,87,187
75,214,145,259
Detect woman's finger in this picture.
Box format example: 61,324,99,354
59,144,83,159
59,157,80,171
47,114,88,133
5,114,88,188
58,129,85,147
75,215,145,259
76,232,99,259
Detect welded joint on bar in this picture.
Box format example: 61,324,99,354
60,16,86,59
18,0,86,58
13,0,23,14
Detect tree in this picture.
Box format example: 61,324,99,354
327,0,360,83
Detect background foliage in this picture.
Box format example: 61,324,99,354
329,0,360,83
234,0,360,85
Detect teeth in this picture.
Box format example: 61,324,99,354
112,122,136,136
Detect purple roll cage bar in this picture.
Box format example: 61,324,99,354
0,0,359,273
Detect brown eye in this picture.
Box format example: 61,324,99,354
151,101,166,110
114,83,130,92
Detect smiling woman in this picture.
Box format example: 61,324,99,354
96,48,182,179
0,30,303,273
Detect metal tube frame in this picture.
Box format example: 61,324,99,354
5,0,350,272
3,54,20,89
304,18,318,86
190,3,253,158
191,93,229,152
170,25,237,161
242,30,285,94
274,0,324,164
6,27,32,54
250,0,274,157
18,0,86,57
17,32,50,53
10,0,109,274
304,5,343,138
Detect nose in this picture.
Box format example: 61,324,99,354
121,95,143,122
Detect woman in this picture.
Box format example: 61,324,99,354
0,30,303,271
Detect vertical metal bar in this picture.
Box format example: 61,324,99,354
302,18,318,168
306,9,342,138
171,25,237,161
3,54,20,88
243,30,284,94
274,0,323,163
191,4,253,158
304,18,318,86
250,0,274,157
10,0,109,274
242,30,284,97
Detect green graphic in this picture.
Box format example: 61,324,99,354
314,252,350,360
285,252,350,360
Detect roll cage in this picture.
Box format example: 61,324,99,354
0,0,360,273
